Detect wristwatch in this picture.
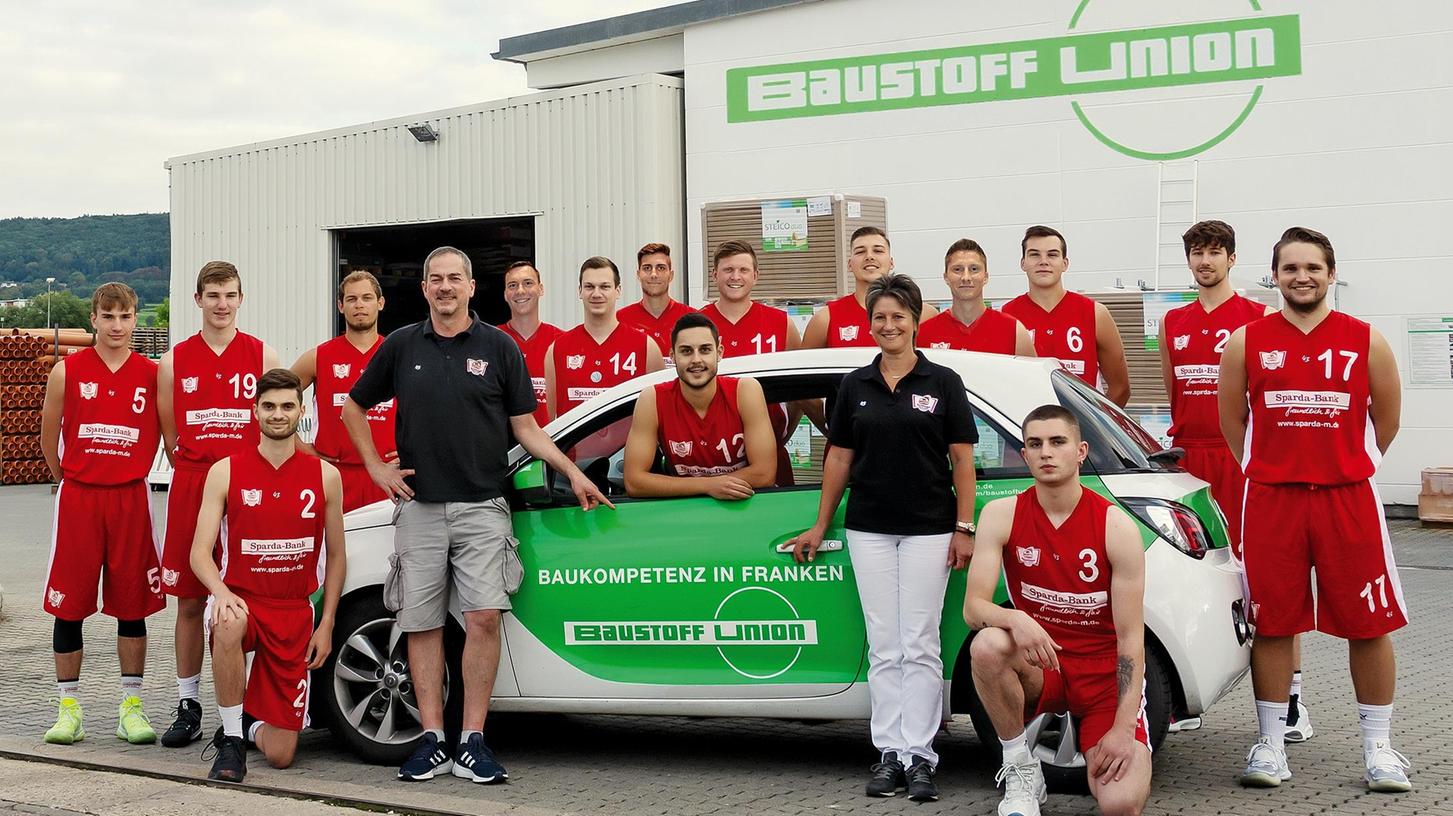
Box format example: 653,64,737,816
955,520,976,535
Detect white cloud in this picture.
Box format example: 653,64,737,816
0,0,671,218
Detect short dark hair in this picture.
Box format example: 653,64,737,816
851,225,890,249
671,312,720,346
1021,404,1081,438
944,238,987,269
1021,225,1067,258
579,256,621,286
865,274,923,326
504,260,540,283
637,243,671,265
712,240,757,270
1272,226,1335,270
337,269,382,301
255,368,303,404
196,260,241,296
1182,220,1236,257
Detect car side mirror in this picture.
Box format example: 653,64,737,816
512,459,553,506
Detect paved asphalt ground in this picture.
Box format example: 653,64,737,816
0,483,1448,815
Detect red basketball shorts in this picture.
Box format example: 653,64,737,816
1241,479,1407,639
44,480,165,622
1030,654,1151,754
211,594,315,732
162,465,215,598
338,463,387,513
1178,442,1247,561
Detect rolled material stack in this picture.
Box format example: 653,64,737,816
0,328,94,484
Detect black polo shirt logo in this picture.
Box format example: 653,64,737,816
466,358,489,377
911,393,939,413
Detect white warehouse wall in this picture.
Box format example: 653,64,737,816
168,73,684,365
682,0,1453,503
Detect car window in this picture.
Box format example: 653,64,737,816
548,402,636,502
1052,371,1168,474
972,413,1031,480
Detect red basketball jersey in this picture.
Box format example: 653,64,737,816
1003,291,1099,386
550,323,651,416
824,295,874,348
1001,486,1117,659
700,301,790,358
312,335,396,465
1163,294,1267,444
172,332,264,470
916,308,1018,354
654,376,748,477
1243,311,1376,485
618,299,696,355
498,320,564,426
220,449,327,601
59,348,160,484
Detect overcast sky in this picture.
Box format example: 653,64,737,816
0,0,670,219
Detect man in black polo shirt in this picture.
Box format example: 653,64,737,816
343,246,609,785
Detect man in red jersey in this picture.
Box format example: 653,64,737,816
156,261,280,748
1156,222,1316,743
290,270,397,512
190,368,345,782
802,227,936,349
918,239,1035,355
1220,227,1409,793
545,256,664,420
38,283,165,746
496,261,564,427
966,404,1150,816
623,313,777,499
617,243,695,358
1003,226,1130,406
699,240,805,485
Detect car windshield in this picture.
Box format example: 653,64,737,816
1052,371,1170,474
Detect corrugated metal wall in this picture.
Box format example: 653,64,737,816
168,74,685,363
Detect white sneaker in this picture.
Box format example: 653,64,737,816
1239,737,1292,787
995,754,1047,816
1363,739,1412,793
1283,697,1314,743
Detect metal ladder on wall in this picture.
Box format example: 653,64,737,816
1154,161,1198,291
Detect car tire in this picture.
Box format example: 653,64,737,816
959,634,1174,794
314,591,461,765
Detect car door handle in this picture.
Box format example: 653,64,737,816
775,539,843,554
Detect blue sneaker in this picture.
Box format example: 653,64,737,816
452,732,508,784
397,732,453,781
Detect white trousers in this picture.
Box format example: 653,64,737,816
846,528,952,766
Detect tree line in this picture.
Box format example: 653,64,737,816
0,213,170,309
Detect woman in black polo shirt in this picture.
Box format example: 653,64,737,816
788,274,977,802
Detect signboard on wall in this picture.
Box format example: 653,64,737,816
760,200,809,252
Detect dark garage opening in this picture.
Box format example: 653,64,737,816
333,217,535,335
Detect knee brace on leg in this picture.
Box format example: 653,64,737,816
53,618,84,654
117,618,147,639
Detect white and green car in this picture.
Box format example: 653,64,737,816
313,349,1251,785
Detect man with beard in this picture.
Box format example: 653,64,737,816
802,227,936,349
290,270,398,512
917,239,1036,355
1220,227,1409,792
546,256,664,420
189,368,346,782
617,243,696,359
157,261,280,748
496,261,563,427
622,313,777,499
1156,222,1315,742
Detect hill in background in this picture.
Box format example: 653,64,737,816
0,213,169,308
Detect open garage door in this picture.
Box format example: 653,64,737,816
333,217,535,335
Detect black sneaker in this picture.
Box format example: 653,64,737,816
906,757,939,802
451,733,509,784
397,732,453,781
866,751,906,797
161,699,203,748
204,727,247,783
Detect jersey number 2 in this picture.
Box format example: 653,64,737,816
300,489,317,519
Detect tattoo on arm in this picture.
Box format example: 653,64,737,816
1116,656,1134,700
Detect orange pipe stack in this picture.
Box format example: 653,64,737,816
0,328,92,484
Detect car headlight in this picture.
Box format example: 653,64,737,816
1119,497,1210,560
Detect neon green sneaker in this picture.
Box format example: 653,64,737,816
116,695,156,744
44,698,85,745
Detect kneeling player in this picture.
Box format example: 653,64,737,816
190,369,345,781
965,405,1150,816
623,313,777,499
